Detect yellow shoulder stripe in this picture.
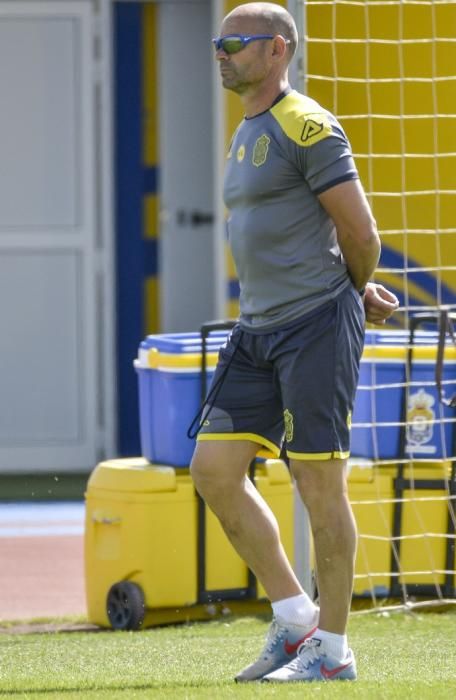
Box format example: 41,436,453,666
270,91,332,147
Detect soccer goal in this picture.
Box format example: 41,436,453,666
300,0,456,609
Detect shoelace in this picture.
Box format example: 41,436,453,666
263,619,286,654
285,638,324,671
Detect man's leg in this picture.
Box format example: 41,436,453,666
190,439,318,681
290,457,356,634
262,457,358,683
190,439,303,601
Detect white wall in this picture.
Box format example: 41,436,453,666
0,0,115,472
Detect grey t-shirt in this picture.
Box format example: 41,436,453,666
223,89,359,331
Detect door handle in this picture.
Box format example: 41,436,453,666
176,210,214,226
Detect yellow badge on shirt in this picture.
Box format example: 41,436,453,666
252,134,270,167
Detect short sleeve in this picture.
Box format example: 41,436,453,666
270,93,359,194
291,122,359,195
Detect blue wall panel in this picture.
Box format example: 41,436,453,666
114,4,143,456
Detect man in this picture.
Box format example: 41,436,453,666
190,2,399,683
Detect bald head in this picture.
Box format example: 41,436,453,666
225,2,298,63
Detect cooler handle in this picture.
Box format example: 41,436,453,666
200,320,237,401
91,515,122,525
436,310,456,408
186,319,237,439
408,311,456,408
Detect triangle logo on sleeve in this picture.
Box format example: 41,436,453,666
300,118,325,143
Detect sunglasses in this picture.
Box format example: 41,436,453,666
212,34,274,55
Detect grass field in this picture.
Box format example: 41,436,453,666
1,611,455,699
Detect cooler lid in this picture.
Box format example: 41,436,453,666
87,458,178,493
363,329,456,361
364,329,447,345
140,332,230,354
347,459,397,483
136,331,230,371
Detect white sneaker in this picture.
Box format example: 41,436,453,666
235,613,318,682
262,637,357,682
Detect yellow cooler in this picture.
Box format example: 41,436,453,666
85,457,295,629
85,459,197,628
395,461,455,595
348,461,395,597
348,460,456,598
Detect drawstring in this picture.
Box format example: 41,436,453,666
187,330,243,439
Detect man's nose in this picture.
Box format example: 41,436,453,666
215,48,229,60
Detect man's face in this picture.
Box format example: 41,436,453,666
215,15,273,94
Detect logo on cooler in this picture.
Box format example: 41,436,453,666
406,388,435,450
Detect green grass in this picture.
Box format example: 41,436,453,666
0,612,455,698
0,615,88,629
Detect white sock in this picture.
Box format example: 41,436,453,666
271,593,318,626
314,628,349,661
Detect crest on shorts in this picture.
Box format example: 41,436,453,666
284,409,294,442
252,134,270,167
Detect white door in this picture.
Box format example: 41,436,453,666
159,0,224,332
0,1,114,472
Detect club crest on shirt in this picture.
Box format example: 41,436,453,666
237,144,245,162
252,134,270,167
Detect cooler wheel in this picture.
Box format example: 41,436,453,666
106,581,145,630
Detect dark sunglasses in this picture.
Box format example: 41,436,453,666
212,34,274,55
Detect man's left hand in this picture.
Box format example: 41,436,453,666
363,283,399,325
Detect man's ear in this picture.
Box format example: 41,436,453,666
271,35,288,59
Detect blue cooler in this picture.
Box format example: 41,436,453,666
135,332,230,467
351,330,456,459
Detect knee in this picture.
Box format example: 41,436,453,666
189,447,238,501
189,451,214,496
291,460,348,510
294,473,325,511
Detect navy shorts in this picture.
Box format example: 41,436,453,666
197,285,366,460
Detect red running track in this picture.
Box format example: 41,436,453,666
0,504,86,621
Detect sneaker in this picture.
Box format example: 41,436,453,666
262,637,357,682
234,613,318,682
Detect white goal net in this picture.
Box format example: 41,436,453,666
301,0,456,608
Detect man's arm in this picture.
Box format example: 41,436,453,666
318,179,380,291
